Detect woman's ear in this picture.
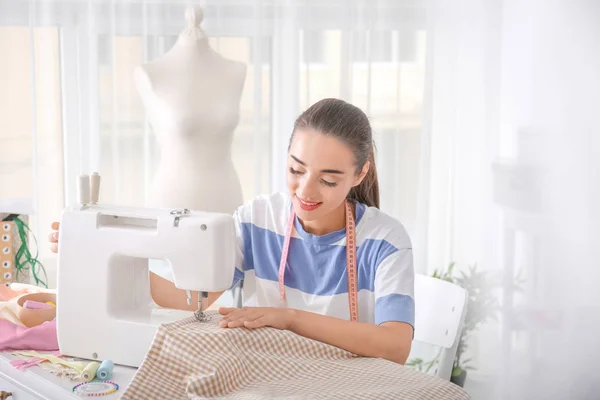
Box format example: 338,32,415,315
353,162,370,187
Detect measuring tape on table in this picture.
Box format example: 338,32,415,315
278,201,359,322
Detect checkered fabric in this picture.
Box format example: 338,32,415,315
121,311,470,400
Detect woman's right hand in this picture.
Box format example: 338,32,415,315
49,222,60,253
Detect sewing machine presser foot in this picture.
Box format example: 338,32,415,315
194,310,210,322
192,291,210,322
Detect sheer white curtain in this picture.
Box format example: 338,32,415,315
419,0,504,387
493,1,600,398
425,0,600,398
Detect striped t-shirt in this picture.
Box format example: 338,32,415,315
232,192,415,327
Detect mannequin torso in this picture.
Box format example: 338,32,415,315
134,36,246,213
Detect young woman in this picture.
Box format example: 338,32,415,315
49,98,415,364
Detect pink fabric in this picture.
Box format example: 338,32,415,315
0,319,59,351
23,300,53,310
10,350,61,370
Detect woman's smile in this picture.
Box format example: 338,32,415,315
297,196,322,211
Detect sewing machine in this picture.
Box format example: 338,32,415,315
55,174,236,368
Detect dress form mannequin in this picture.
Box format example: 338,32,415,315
135,7,245,213
134,7,246,310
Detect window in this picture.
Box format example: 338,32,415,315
397,29,417,62
351,30,393,63
350,29,420,64
0,27,64,286
249,36,272,65
300,30,325,64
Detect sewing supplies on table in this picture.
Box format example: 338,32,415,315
10,349,118,385
96,359,114,380
56,172,237,367
72,380,119,397
279,201,359,321
81,361,100,382
10,350,91,380
9,350,62,371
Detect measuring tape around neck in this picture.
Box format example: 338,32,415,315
278,201,359,322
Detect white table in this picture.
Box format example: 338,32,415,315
0,352,136,399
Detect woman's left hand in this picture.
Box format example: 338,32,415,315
218,307,294,330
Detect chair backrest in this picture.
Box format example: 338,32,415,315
413,273,468,380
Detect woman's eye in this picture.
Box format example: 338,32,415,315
289,167,336,187
321,180,337,187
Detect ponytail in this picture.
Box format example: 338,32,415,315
347,143,380,209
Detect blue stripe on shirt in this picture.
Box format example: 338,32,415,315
240,223,401,296
375,293,415,326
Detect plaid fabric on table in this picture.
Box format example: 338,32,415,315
121,311,470,400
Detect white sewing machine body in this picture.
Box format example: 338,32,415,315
56,203,236,368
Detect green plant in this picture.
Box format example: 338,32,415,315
405,355,439,374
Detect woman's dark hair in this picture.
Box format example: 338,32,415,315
289,98,380,208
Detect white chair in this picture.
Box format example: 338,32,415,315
412,273,468,380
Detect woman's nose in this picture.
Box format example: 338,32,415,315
297,175,319,198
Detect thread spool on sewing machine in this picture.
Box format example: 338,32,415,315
56,172,236,367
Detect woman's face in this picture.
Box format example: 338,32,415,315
287,128,368,223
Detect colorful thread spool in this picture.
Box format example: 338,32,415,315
81,361,99,382
72,380,119,397
96,360,114,380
